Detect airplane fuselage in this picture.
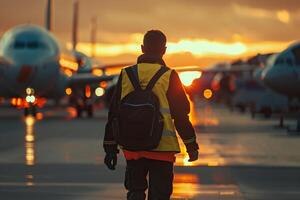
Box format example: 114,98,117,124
0,25,69,98
262,43,300,98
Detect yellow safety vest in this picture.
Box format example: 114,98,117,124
120,63,181,152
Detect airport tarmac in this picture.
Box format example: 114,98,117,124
0,100,300,200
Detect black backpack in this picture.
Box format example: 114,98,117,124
112,65,168,151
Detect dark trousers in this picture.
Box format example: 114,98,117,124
125,158,174,200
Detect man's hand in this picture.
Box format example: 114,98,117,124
104,153,117,170
188,150,198,162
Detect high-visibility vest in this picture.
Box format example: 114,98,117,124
120,63,181,152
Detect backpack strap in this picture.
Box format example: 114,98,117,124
146,66,169,90
125,65,141,90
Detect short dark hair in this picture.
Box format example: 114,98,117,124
143,30,166,55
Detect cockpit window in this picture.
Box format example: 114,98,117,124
27,41,39,49
14,41,26,49
13,40,48,50
292,47,300,65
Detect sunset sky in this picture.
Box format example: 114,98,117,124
1,0,299,67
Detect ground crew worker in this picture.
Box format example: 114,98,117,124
103,30,199,200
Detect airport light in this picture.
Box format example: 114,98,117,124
100,81,108,88
26,88,35,95
95,87,105,97
25,95,36,103
85,85,91,98
65,88,72,95
203,89,213,99
92,69,103,77
25,116,35,126
63,69,73,77
59,58,79,71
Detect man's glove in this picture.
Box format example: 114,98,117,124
188,150,198,162
104,152,117,170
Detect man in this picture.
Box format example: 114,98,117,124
103,30,199,200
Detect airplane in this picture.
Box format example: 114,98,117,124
260,42,300,131
0,0,115,117
262,41,300,99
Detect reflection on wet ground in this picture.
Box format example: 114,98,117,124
1,100,300,199
24,116,36,166
176,99,300,167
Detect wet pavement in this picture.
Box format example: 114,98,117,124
0,100,300,199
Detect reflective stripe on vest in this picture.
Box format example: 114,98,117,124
120,63,181,152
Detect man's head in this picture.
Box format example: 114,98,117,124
141,30,167,56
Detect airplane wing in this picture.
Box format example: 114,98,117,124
93,63,132,70
67,73,116,87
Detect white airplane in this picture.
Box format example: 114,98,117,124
262,41,300,98
0,0,114,117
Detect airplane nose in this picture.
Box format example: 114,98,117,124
262,66,298,93
17,65,34,83
262,68,276,87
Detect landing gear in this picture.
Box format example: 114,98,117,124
261,107,272,119
87,104,94,118
75,101,94,118
75,104,82,118
24,105,37,117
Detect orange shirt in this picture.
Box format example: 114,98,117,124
123,150,176,163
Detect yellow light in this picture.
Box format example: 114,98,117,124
26,135,34,142
92,69,103,76
16,98,22,106
65,88,72,96
24,116,36,166
11,98,17,106
63,69,73,77
26,88,32,95
203,89,213,99
25,116,35,126
179,71,202,87
95,87,105,97
59,58,79,71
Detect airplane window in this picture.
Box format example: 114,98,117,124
27,41,39,49
292,47,300,65
14,41,26,49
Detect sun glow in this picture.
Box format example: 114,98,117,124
76,40,247,58
276,10,290,24
179,71,202,87
73,34,292,67
168,40,247,56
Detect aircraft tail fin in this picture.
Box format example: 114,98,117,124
72,1,79,50
45,0,54,31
